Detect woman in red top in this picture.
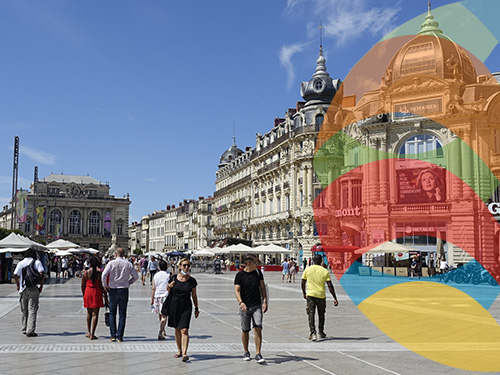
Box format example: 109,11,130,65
81,256,108,339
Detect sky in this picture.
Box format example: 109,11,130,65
0,0,499,223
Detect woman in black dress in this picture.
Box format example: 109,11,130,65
167,257,199,362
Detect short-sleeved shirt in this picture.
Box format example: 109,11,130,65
282,261,290,272
14,258,45,293
302,264,331,299
153,271,171,298
234,270,264,308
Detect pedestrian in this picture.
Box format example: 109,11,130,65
148,256,158,285
13,248,45,337
289,258,297,283
151,260,170,340
302,257,307,271
410,255,418,278
234,254,268,363
61,256,69,278
101,248,139,342
139,255,148,285
81,256,108,340
166,257,199,362
301,254,338,341
281,258,290,283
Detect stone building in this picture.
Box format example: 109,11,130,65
313,8,500,269
214,45,341,262
0,174,130,252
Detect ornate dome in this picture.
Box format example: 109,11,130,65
300,46,341,106
385,8,477,85
219,141,243,168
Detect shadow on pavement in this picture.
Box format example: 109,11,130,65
324,336,370,341
39,331,87,337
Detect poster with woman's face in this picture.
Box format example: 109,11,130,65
397,167,446,204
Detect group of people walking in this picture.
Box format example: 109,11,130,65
14,248,338,364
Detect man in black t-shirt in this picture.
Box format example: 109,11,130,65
234,254,268,363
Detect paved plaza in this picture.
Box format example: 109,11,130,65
0,270,499,375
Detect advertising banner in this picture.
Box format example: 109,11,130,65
397,166,446,204
35,206,46,234
16,190,28,223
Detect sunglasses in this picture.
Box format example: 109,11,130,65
182,264,191,268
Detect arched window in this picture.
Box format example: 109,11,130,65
69,210,81,234
88,211,101,235
399,134,443,157
49,209,62,234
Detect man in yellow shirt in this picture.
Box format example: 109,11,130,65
301,254,338,341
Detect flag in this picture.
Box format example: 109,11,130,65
55,223,62,239
35,206,46,234
16,190,28,223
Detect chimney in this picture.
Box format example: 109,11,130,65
246,146,251,152
199,196,204,200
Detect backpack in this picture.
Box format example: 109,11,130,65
22,260,41,287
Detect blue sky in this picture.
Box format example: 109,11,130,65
0,0,498,223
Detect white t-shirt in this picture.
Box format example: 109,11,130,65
153,271,170,298
14,258,45,293
61,258,68,268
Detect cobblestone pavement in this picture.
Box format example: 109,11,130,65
0,270,499,375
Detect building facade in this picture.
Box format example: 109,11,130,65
1,174,131,252
214,46,341,261
313,9,500,269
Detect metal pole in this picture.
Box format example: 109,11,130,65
11,136,19,230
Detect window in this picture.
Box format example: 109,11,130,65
315,188,325,208
340,179,362,209
88,211,101,234
314,221,328,236
69,210,81,234
49,209,62,234
285,194,290,211
269,227,273,240
298,222,303,236
315,114,324,128
117,223,123,235
399,134,443,157
277,196,281,213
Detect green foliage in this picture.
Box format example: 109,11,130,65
0,228,25,240
133,248,142,256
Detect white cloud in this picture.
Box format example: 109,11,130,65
19,145,56,165
281,0,401,86
280,42,311,89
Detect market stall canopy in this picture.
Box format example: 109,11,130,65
256,244,292,253
354,241,418,255
225,243,253,254
212,247,230,255
54,250,73,256
192,249,215,257
0,233,46,252
46,239,80,250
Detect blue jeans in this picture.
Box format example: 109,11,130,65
108,288,129,339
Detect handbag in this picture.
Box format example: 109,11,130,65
161,274,176,316
104,304,110,327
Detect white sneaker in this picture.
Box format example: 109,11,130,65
308,333,317,341
255,353,265,363
243,351,251,361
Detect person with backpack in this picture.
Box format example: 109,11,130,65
13,247,45,337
